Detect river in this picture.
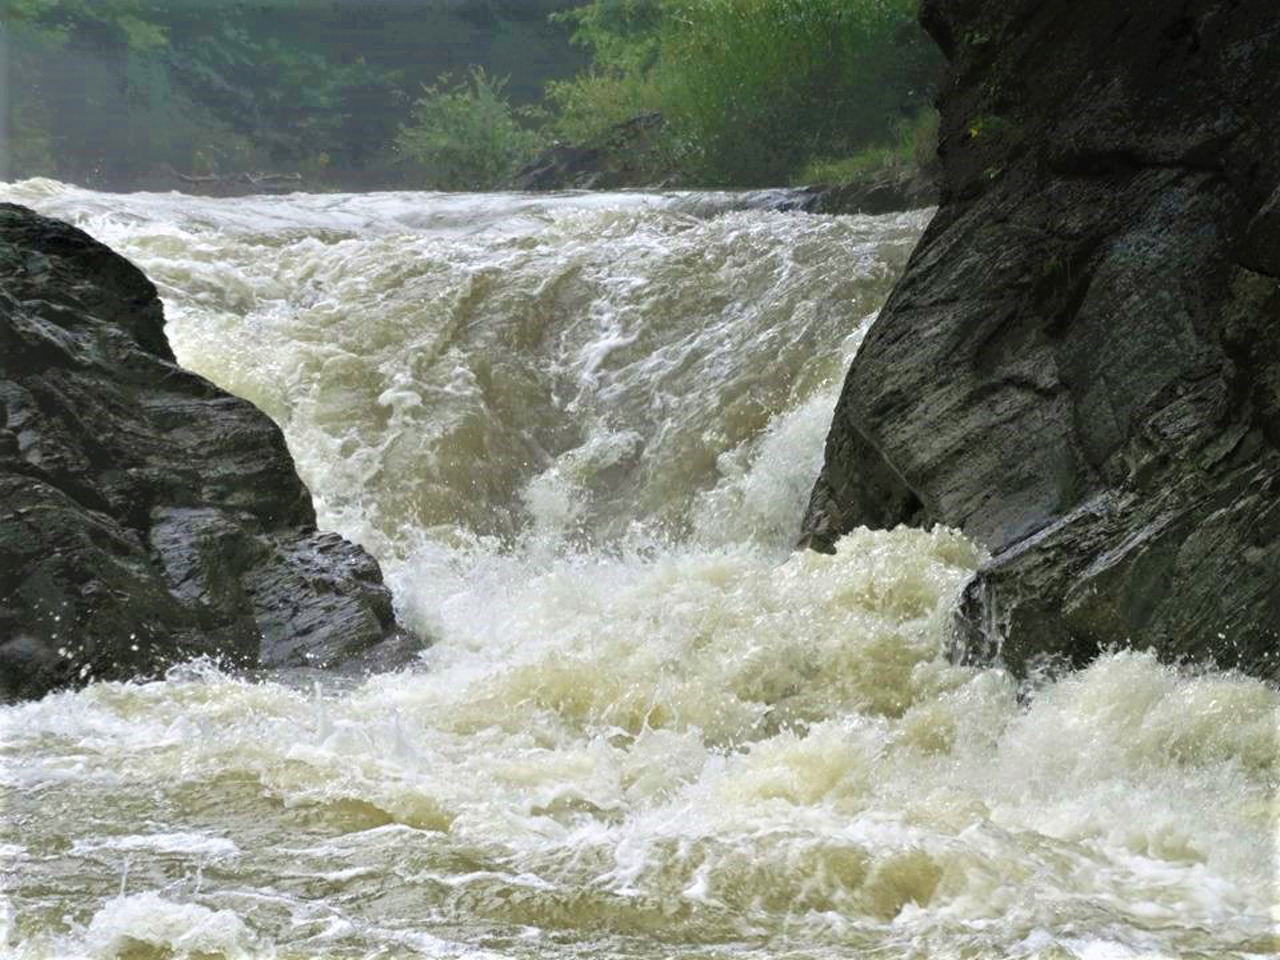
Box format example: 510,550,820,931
0,180,1274,959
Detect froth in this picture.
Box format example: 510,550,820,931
0,180,1273,960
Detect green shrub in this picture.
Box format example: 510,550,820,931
662,0,936,184
546,66,664,144
797,149,900,188
396,66,549,190
552,0,662,76
795,106,939,187
545,0,664,143
547,0,941,186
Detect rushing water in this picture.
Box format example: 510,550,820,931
0,179,1274,960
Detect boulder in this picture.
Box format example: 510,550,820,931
0,204,420,700
802,0,1280,679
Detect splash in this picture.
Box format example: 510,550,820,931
0,179,1274,960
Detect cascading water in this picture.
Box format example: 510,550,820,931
0,179,1274,960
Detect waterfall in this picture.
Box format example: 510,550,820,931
0,179,1272,960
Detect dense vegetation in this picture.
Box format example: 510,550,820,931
548,0,940,186
1,0,579,189
397,67,551,191
1,0,939,191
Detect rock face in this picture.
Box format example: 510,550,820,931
0,204,419,700
803,0,1280,678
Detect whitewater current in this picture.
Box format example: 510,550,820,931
0,179,1274,960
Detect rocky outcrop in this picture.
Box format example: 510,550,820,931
513,113,678,191
803,0,1280,679
800,169,939,217
0,204,420,700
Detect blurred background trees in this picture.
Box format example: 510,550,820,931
0,0,940,191
0,0,580,189
550,0,939,186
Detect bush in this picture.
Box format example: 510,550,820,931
547,0,941,186
546,66,664,144
545,0,665,143
396,66,549,190
795,106,939,187
667,0,934,183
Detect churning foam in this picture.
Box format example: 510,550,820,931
0,179,1274,960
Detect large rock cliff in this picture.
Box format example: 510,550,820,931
803,0,1280,678
0,204,419,700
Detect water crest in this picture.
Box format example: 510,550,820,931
0,179,1273,960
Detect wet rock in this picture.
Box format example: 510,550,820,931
799,169,939,217
513,113,676,190
0,204,421,700
803,0,1280,678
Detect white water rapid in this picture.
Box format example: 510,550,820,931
0,179,1275,960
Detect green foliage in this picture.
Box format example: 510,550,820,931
6,0,168,50
1,28,58,180
546,66,664,143
796,107,939,187
2,0,937,191
167,23,391,170
545,0,665,143
553,0,661,73
798,150,902,188
396,67,548,190
1,1,584,189
665,0,933,183
2,2,354,184
547,0,941,186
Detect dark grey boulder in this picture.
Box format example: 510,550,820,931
0,204,421,700
802,0,1280,679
